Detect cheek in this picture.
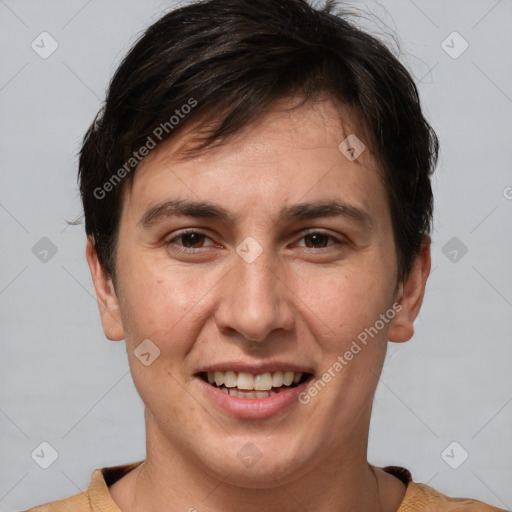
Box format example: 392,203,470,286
117,262,213,413
292,261,395,353
117,257,209,351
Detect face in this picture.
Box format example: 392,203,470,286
88,98,429,486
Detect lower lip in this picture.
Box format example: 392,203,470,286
195,376,310,419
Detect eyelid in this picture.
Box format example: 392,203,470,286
164,228,348,251
164,228,217,249
289,229,347,248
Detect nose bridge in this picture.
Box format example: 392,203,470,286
216,248,293,342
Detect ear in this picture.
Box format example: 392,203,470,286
85,236,124,341
388,236,431,343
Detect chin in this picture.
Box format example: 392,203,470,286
221,460,301,489
201,436,316,488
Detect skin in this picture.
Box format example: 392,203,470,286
86,97,430,512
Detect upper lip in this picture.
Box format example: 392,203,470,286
196,362,314,375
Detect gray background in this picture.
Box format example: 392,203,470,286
1,0,511,510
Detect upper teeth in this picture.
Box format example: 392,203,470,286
207,371,303,390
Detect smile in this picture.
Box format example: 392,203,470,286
199,370,310,399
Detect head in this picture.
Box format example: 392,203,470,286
82,0,437,486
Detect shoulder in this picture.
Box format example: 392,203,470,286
22,462,142,511
401,479,507,511
381,466,507,512
21,462,142,512
22,491,91,512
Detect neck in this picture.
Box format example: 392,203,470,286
133,457,383,512
111,420,395,512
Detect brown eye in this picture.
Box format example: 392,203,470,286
180,233,206,248
304,233,331,248
164,230,218,253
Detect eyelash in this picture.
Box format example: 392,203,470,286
163,229,346,252
163,229,217,252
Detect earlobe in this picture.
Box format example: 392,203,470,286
85,236,125,341
388,237,431,343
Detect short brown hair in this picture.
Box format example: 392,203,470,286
78,0,438,284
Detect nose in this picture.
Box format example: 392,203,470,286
214,249,295,343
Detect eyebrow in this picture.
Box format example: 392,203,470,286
138,198,373,230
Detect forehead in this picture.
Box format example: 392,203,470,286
121,98,387,227
143,98,371,168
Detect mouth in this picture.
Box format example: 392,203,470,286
198,370,312,399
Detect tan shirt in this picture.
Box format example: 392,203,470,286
24,462,506,511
